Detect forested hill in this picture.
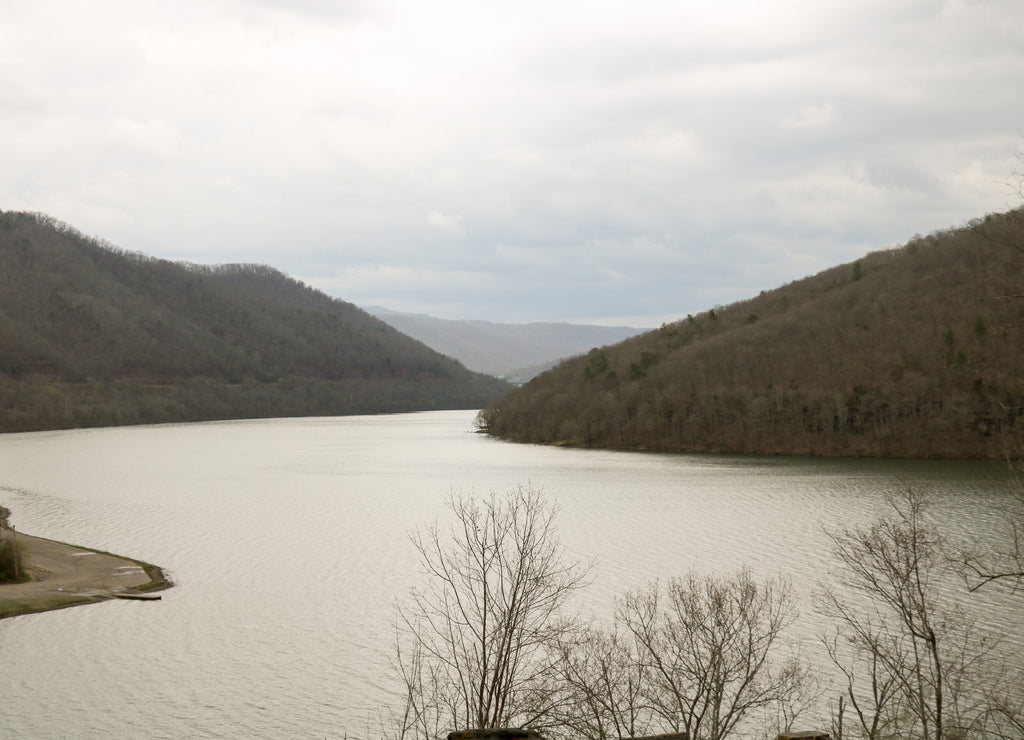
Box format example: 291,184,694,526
479,208,1024,459
0,211,509,432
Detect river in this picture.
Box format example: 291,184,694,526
0,410,1020,738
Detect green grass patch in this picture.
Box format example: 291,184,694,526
0,594,97,619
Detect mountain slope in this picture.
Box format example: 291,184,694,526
478,209,1024,459
0,211,509,432
367,308,647,381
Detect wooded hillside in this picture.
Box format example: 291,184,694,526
0,211,509,432
479,209,1024,458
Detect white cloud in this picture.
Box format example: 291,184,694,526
1,0,1022,324
783,104,838,131
107,118,182,158
426,211,464,236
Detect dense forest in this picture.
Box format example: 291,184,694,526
0,211,509,432
479,208,1024,458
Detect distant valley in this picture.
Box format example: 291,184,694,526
367,308,647,383
7,205,1022,459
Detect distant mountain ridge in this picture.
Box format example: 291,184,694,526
0,211,509,432
367,308,647,382
479,208,1024,459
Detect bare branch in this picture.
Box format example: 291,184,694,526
614,570,810,740
820,486,1015,740
394,485,589,737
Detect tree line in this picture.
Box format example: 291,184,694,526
0,506,24,583
479,208,1024,459
387,485,1024,740
0,211,509,431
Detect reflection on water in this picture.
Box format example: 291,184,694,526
0,410,1020,738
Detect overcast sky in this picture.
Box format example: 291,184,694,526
2,0,1022,326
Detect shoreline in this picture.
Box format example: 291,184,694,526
0,531,172,620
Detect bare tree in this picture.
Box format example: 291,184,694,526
615,570,812,740
958,458,1024,595
960,514,1024,595
551,625,654,740
822,487,1002,740
393,485,588,738
977,670,1024,740
823,625,906,740
0,504,23,583
957,463,1024,737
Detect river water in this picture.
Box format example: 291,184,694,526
0,410,1020,738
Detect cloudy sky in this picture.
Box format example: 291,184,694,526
2,0,1022,326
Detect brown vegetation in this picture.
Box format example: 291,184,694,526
822,487,1024,740
392,487,811,740
479,208,1024,458
395,486,590,737
0,211,509,432
0,505,23,583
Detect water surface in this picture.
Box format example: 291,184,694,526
0,410,1020,738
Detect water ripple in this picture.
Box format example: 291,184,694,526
0,411,1020,737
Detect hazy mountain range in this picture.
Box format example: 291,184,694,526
367,308,647,383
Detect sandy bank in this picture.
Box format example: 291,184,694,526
0,532,171,619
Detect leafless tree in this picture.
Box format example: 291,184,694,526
393,485,588,739
551,625,654,739
822,625,905,740
615,570,812,740
0,504,23,583
960,514,1024,595
977,670,1024,740
821,487,1005,740
956,462,1024,737
958,457,1024,595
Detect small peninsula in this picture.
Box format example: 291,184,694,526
0,527,171,619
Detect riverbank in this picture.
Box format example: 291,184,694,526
0,531,171,619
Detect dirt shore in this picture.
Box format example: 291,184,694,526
0,532,171,619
